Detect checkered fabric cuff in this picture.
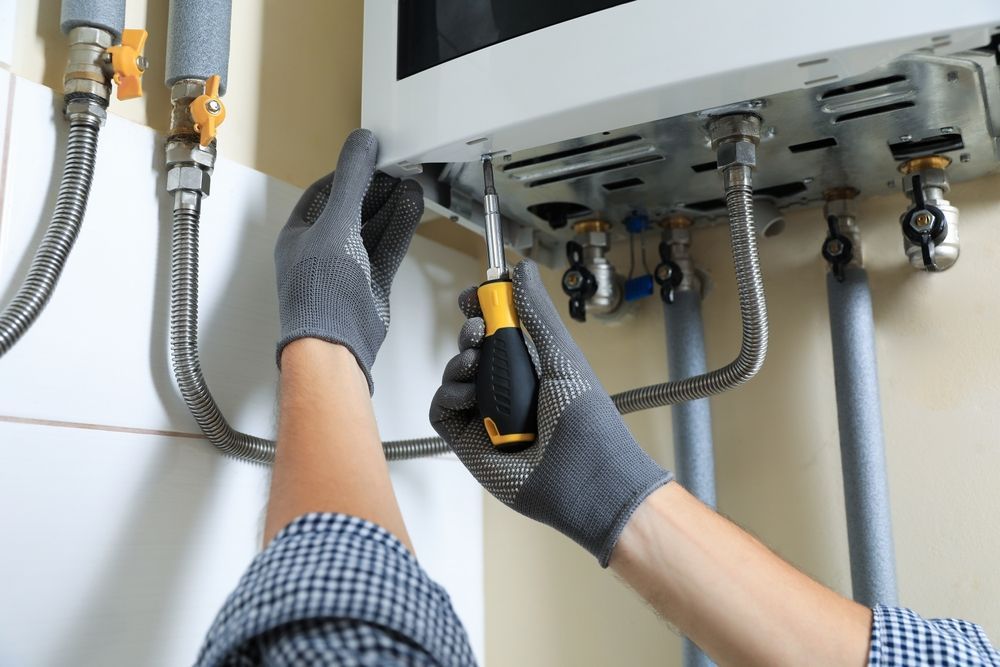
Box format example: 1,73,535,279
196,513,476,666
869,604,1000,666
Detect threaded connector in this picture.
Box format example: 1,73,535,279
63,27,113,116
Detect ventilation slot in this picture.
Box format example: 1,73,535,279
602,177,644,191
504,135,642,170
684,198,725,212
821,75,907,99
527,155,663,188
691,161,718,173
756,181,809,198
788,137,838,153
686,181,809,211
834,101,914,123
889,133,965,160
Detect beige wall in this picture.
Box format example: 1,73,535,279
14,2,1000,665
14,0,364,189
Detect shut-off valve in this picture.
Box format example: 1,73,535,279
898,156,959,272
561,220,623,322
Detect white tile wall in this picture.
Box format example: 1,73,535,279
0,75,485,665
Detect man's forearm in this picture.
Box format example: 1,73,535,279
263,338,412,549
610,483,871,667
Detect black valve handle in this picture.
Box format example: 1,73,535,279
901,174,948,271
562,241,597,322
654,241,684,304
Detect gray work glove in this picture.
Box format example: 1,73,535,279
430,260,673,566
274,129,423,392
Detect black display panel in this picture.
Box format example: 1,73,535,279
397,0,635,80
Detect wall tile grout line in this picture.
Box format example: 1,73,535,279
0,414,206,440
0,72,15,260
0,414,461,462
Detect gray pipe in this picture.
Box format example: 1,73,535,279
60,0,126,39
166,0,232,93
665,290,718,508
665,289,718,667
827,268,898,607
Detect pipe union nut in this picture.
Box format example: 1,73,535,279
165,141,217,170
166,165,211,195
716,140,757,169
63,100,107,124
901,167,949,195
709,114,762,147
579,230,610,249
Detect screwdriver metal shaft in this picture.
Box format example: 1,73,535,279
482,156,507,281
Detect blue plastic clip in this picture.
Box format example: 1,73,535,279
623,212,654,301
624,274,654,301
624,212,648,234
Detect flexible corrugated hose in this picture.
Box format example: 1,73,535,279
169,193,451,464
171,168,765,464
0,117,101,357
611,173,768,413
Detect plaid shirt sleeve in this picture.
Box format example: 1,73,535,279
196,513,477,667
869,604,1000,666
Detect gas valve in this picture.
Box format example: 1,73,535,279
898,156,959,272
560,220,622,323
105,29,148,101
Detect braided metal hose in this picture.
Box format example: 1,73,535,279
169,194,451,464
0,118,101,356
611,168,767,414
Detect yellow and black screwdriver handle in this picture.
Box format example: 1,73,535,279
476,278,539,452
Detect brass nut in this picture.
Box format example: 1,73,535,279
899,155,952,174
660,215,693,229
572,219,611,234
166,165,212,195
823,187,859,201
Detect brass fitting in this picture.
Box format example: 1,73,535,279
63,27,114,111
572,219,611,234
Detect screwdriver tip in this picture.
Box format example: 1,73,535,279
482,156,497,194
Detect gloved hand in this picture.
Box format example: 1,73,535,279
274,129,423,392
430,260,673,566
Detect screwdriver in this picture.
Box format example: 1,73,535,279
476,156,539,451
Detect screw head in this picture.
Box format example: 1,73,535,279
912,211,934,232
206,99,222,114
947,71,959,82
136,56,149,71
960,153,971,163
827,239,843,255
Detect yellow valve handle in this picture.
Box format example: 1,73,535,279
190,75,226,147
106,29,148,101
